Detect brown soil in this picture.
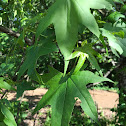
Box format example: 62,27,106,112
1,88,119,126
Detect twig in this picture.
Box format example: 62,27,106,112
0,25,33,46
0,90,8,99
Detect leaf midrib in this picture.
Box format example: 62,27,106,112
61,81,68,126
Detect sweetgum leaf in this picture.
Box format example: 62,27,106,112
101,28,123,57
73,53,88,74
17,82,36,99
18,41,57,80
36,0,114,74
33,67,112,126
76,44,101,72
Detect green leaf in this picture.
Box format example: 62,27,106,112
0,17,2,25
117,38,126,57
100,28,123,57
66,51,88,74
0,110,4,122
0,122,6,126
73,53,88,74
66,51,81,60
33,67,112,126
36,0,113,74
2,0,8,3
103,22,126,38
18,41,58,80
120,5,126,13
17,82,36,98
17,29,25,47
114,22,126,38
76,44,101,72
107,11,125,23
0,103,17,126
0,78,15,90
24,13,43,28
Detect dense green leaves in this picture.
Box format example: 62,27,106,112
103,22,126,38
101,28,123,57
108,12,125,24
120,4,126,13
113,0,124,4
101,22,126,57
33,67,112,126
0,103,17,126
36,0,114,73
0,77,15,90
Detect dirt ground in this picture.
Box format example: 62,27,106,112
2,88,119,126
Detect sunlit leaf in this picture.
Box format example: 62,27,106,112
76,44,101,72
0,103,17,126
36,0,114,74
73,53,88,74
100,28,123,57
0,78,15,90
0,17,2,25
107,11,125,23
104,22,126,38
33,67,112,126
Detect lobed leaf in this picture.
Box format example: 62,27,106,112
33,67,113,126
18,41,58,80
36,0,114,74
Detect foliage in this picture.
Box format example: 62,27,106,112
0,102,17,126
0,0,126,125
35,0,114,74
70,106,116,126
43,106,116,126
33,67,112,125
112,89,126,126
